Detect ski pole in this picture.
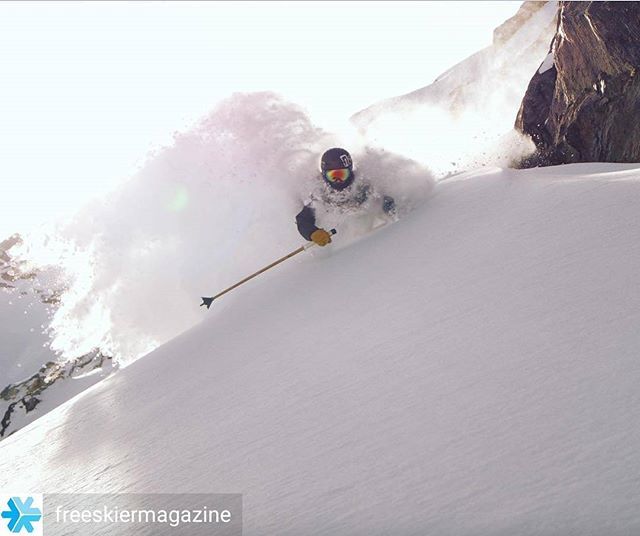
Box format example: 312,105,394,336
200,229,336,309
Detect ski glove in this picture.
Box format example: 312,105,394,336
310,229,332,246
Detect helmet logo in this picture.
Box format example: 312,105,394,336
340,154,352,167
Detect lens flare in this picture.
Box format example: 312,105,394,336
168,185,189,212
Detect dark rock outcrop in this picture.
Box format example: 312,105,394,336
516,1,640,166
0,350,114,438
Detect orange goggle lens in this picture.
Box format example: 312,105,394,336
324,168,351,183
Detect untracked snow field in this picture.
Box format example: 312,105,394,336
2,163,640,535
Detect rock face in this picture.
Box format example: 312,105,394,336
516,1,640,166
0,350,114,439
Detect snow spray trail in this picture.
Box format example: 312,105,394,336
351,1,558,177
17,92,434,364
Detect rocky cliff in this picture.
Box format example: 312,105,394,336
516,1,640,166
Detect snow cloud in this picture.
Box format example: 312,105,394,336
352,1,558,177
17,92,434,364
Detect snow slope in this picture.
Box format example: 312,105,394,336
0,2,556,440
3,163,640,535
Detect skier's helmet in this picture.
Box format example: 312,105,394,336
320,147,355,190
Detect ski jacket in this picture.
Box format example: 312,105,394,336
295,180,394,240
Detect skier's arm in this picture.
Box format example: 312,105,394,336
296,204,319,241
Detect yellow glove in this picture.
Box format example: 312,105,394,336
310,229,332,246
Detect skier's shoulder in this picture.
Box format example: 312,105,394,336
351,179,373,203
305,183,328,207
356,179,373,194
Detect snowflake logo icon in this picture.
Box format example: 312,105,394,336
1,496,42,534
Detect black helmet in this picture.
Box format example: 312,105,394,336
320,148,355,190
321,147,353,173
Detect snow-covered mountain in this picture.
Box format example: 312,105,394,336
3,162,640,535
351,1,558,176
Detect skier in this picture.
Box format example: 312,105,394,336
295,148,396,246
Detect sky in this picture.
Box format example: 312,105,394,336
0,1,521,238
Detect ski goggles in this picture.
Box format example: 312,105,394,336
324,168,351,183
